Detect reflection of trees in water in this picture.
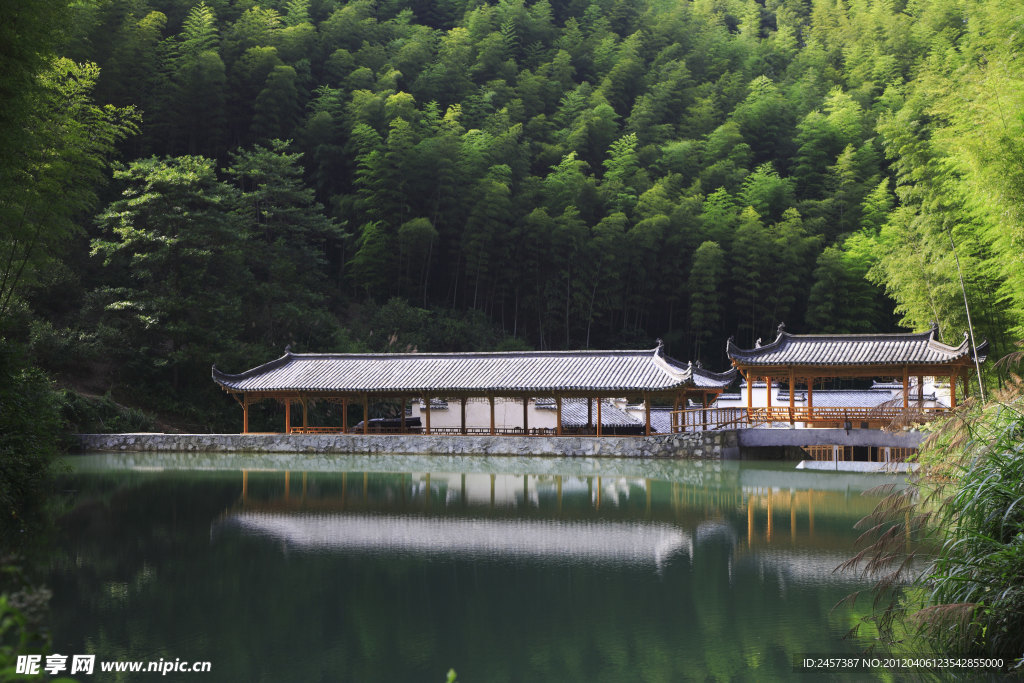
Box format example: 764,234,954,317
49,469,884,681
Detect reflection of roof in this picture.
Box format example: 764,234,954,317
213,348,737,394
218,513,692,568
535,398,640,427
728,325,987,367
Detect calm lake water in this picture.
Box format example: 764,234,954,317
50,453,904,682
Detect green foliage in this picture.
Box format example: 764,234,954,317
56,390,158,437
0,342,62,547
9,0,1024,424
0,560,77,683
0,57,138,324
910,381,1024,663
841,376,1024,669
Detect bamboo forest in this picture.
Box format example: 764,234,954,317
0,0,1019,430
4,0,1024,676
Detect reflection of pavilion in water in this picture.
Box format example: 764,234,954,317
217,469,884,580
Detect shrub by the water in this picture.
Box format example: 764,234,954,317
912,379,1024,663
843,377,1024,669
0,341,62,547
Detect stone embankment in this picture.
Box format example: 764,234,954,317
75,431,739,459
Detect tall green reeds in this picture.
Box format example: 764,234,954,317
841,377,1024,668
914,378,1024,662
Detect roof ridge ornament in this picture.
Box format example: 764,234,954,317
776,322,786,336
655,338,664,353
284,344,292,355
755,338,762,348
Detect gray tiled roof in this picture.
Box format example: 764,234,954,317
776,389,944,408
535,398,641,427
728,325,987,367
648,409,674,434
213,348,737,395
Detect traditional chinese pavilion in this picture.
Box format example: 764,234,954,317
212,345,736,435
727,324,987,427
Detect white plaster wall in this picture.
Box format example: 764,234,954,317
411,398,559,430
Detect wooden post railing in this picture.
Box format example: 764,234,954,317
668,405,950,432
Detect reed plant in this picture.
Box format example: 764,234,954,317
840,376,1024,669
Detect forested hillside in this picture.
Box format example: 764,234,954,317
3,0,1022,427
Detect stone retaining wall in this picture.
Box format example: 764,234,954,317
75,431,739,459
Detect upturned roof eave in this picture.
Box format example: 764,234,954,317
212,347,738,395
727,326,985,367
211,381,715,394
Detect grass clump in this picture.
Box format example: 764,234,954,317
913,378,1024,663
841,376,1024,669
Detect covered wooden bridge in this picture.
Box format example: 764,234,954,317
212,345,736,436
722,324,987,428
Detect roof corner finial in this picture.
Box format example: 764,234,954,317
726,335,735,353
284,344,292,355
687,359,692,369
776,322,786,336
755,337,762,348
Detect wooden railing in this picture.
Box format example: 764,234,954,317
669,407,749,432
668,405,950,432
747,406,949,426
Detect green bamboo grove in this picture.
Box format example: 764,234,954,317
2,0,1023,428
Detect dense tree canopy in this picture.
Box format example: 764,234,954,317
1,0,1020,426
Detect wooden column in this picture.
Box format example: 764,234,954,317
701,393,708,431
807,378,814,422
949,373,957,408
766,375,772,418
587,399,593,429
488,396,495,435
301,395,309,429
556,395,563,436
363,393,369,434
644,394,651,436
401,395,406,433
424,396,432,434
243,395,250,434
523,396,529,433
902,366,909,409
672,394,680,433
917,375,924,405
596,398,602,436
788,370,795,426
285,399,291,434
746,371,753,424
342,398,348,433
460,397,467,435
